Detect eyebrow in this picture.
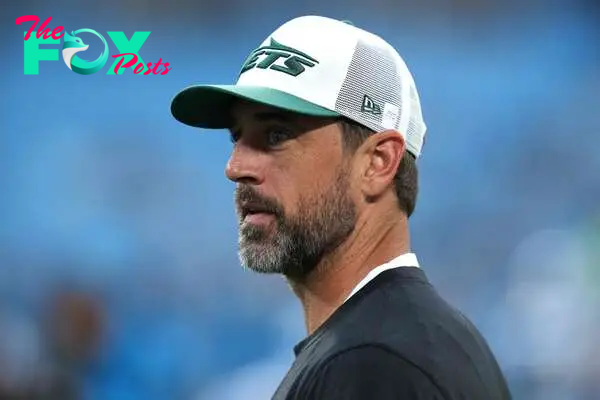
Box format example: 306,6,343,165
230,111,303,135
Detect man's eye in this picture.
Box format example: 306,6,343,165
266,127,292,147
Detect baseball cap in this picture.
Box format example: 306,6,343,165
170,15,427,158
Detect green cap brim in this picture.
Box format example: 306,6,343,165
170,85,341,129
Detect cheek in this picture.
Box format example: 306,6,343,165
267,129,345,213
272,152,342,214
267,168,309,216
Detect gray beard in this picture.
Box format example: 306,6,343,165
236,171,357,280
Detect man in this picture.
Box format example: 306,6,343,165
171,15,511,400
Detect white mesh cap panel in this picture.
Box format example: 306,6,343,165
334,39,403,131
406,85,426,157
333,37,426,157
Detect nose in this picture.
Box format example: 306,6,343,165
225,143,263,185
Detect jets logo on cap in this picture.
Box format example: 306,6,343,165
240,38,319,77
361,94,382,115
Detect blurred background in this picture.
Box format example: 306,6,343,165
2,0,599,399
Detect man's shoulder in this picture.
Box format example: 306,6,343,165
326,267,475,350
335,267,492,346
279,268,511,400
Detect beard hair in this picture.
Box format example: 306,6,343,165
236,168,357,280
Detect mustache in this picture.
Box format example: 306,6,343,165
235,185,283,216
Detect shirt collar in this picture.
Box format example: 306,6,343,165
344,252,420,303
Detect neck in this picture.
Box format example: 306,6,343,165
288,207,410,335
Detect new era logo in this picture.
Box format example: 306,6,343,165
361,94,381,115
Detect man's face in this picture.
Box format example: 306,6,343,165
226,101,357,280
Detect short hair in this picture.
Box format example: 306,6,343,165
338,118,418,218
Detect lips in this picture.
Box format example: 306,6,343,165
239,201,275,220
240,204,276,227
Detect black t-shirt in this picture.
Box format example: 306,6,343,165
272,267,511,400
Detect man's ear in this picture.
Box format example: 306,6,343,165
360,130,406,200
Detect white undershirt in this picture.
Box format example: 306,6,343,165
344,253,420,303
